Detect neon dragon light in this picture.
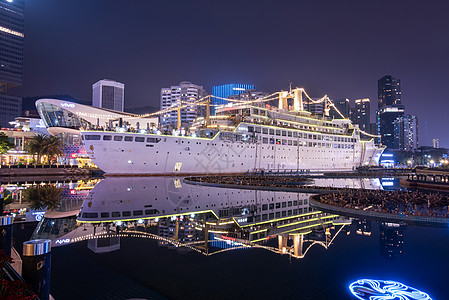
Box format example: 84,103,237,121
349,279,431,300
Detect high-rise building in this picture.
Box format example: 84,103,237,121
394,114,418,151
378,75,401,109
212,83,254,114
92,79,125,112
433,138,440,149
353,98,370,131
305,100,324,115
0,0,24,127
330,98,350,119
377,105,405,148
160,81,206,127
377,75,404,148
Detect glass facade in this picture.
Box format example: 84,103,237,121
378,75,401,109
36,102,90,129
0,93,21,127
0,0,24,90
212,83,255,115
0,0,24,127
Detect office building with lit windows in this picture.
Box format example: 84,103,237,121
0,0,24,127
212,83,254,114
394,114,418,151
376,105,404,149
330,98,350,119
160,81,207,127
376,75,403,148
92,79,125,112
378,75,401,109
352,98,370,131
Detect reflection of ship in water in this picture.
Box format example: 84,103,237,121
35,176,355,257
379,222,405,259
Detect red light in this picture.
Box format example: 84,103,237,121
71,153,77,158
69,189,76,195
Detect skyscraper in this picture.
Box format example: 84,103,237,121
378,75,401,109
353,98,370,131
377,75,404,148
377,105,405,148
92,79,125,112
304,99,324,115
394,114,418,150
160,81,206,127
212,83,254,114
331,98,350,119
0,0,24,127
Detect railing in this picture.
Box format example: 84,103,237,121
0,164,79,169
309,195,449,227
251,169,311,175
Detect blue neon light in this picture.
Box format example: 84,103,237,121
349,279,431,300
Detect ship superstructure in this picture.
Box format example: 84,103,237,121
80,88,384,175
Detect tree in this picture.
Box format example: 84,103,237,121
0,132,14,153
25,134,46,163
42,135,63,164
26,134,63,164
23,185,62,210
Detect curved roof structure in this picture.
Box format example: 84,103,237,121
36,98,158,131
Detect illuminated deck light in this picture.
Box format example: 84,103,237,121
349,279,431,300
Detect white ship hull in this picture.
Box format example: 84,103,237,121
81,130,384,175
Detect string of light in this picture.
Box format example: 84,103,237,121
121,88,380,138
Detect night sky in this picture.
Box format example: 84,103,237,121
14,0,449,147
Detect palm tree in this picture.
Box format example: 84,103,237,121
23,185,62,210
26,134,46,164
26,134,63,164
42,135,63,164
0,132,14,154
0,132,14,165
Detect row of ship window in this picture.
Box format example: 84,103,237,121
249,207,312,223
261,137,355,149
83,134,161,143
261,200,305,210
82,208,160,219
251,109,337,128
247,126,356,143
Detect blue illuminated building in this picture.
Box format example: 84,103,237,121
211,83,254,115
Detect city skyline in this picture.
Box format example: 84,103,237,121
12,0,449,147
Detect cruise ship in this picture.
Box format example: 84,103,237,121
80,89,384,175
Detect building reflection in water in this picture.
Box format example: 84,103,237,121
354,219,372,236
30,177,383,257
379,222,405,259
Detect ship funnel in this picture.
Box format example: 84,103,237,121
278,91,289,110
293,89,303,111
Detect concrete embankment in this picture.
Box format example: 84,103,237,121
183,178,343,194
309,195,449,227
0,166,91,183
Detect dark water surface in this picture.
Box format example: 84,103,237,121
14,177,447,299
48,222,447,300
